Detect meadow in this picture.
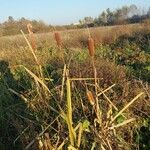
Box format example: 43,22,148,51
0,23,150,150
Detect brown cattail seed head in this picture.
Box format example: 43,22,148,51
86,90,95,106
54,32,62,48
27,23,33,34
88,37,95,57
27,23,36,50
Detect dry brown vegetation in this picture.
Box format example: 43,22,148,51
0,23,149,67
0,23,150,150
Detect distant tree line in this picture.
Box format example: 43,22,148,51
0,5,150,36
79,5,150,27
0,17,54,36
0,16,79,36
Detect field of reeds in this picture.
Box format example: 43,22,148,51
0,23,150,150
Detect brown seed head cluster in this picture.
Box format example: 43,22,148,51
27,23,36,50
88,37,95,57
27,23,33,34
86,90,95,106
54,32,62,48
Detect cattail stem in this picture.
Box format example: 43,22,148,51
92,57,102,126
87,27,91,38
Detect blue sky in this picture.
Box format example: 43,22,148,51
0,0,149,25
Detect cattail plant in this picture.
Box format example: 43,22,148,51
54,31,62,48
87,37,97,93
88,37,95,57
87,34,102,125
27,23,36,50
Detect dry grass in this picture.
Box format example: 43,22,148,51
0,23,149,68
0,22,150,149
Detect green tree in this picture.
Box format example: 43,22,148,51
147,7,150,17
8,16,14,22
106,8,115,24
100,11,107,25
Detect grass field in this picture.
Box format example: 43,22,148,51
0,23,150,150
